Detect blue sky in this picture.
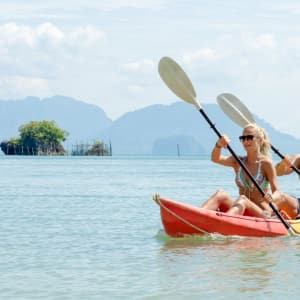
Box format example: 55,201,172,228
1,1,300,138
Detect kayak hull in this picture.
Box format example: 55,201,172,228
154,196,300,237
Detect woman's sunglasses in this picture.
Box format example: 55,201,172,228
239,135,254,142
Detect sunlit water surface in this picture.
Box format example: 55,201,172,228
0,155,299,299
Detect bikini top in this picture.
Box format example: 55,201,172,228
235,157,269,191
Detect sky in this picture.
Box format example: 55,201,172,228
1,1,300,138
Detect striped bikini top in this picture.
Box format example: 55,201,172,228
235,157,269,191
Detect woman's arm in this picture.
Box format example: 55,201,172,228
266,159,280,191
293,155,300,170
275,155,294,176
263,158,281,201
211,135,236,168
275,154,300,176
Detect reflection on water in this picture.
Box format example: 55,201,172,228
232,241,278,292
156,229,288,252
156,230,291,294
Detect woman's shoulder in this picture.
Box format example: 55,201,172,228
259,156,274,167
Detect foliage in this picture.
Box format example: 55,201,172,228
19,120,68,149
72,141,109,156
85,141,109,156
1,120,68,155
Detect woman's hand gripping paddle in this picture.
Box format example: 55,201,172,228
158,57,296,235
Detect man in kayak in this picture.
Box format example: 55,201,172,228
275,155,300,219
201,123,299,219
276,155,300,177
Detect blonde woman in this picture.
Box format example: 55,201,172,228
201,123,299,219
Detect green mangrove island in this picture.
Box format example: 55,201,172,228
0,120,109,156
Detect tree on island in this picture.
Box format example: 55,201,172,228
71,140,110,156
85,141,109,156
0,120,68,155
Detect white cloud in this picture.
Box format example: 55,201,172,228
0,22,107,78
127,84,144,94
121,59,155,74
182,48,219,65
0,22,106,54
0,76,50,99
68,25,107,47
247,33,277,49
36,23,64,47
0,23,36,47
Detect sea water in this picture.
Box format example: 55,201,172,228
0,155,300,300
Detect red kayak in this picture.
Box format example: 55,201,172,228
153,195,300,237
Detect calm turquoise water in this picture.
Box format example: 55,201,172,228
0,155,300,300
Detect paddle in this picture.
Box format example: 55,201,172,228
217,93,300,176
158,56,295,235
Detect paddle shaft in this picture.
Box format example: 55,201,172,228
198,108,292,231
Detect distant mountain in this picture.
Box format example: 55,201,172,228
100,101,300,155
152,135,206,156
0,96,299,156
0,95,112,147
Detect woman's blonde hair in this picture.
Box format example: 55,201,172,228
243,123,271,157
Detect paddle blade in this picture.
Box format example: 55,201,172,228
217,93,255,128
158,57,200,109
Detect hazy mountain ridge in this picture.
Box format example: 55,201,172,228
0,95,299,155
101,101,300,155
0,95,112,146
